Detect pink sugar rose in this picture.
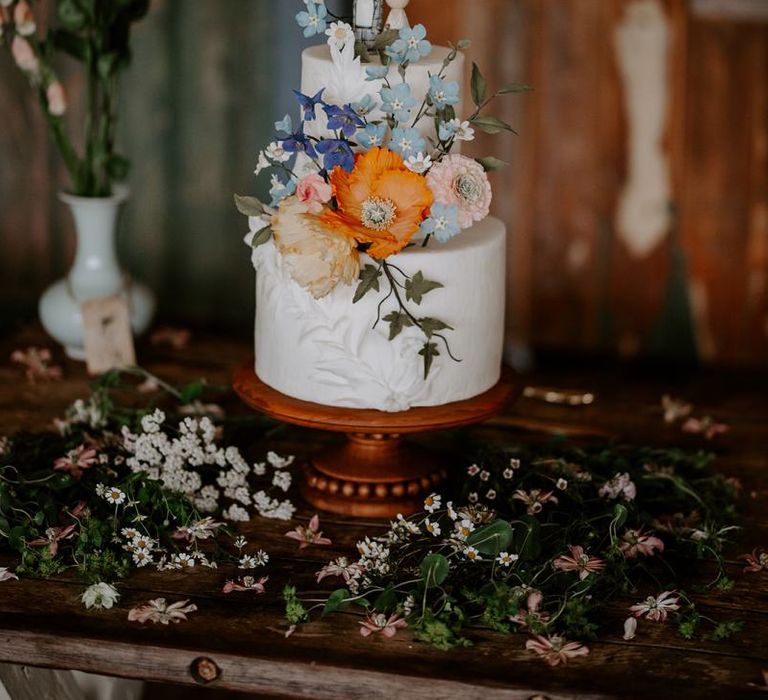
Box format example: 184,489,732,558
296,173,332,214
426,154,492,229
11,36,39,76
46,81,67,116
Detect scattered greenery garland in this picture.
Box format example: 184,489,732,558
291,437,743,654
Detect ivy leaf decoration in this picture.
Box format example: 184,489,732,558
470,115,517,135
405,271,443,305
496,83,534,95
234,194,267,217
322,588,350,617
471,62,487,107
420,553,450,588
250,225,272,248
419,317,453,338
476,156,508,172
354,264,383,303
383,311,414,340
419,342,440,378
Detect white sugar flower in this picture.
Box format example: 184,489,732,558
464,546,481,562
423,493,441,513
496,551,519,567
405,152,432,174
103,487,126,505
449,118,475,141
82,582,119,610
326,21,354,51
424,518,441,536
265,141,291,164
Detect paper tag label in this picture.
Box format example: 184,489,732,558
81,295,136,374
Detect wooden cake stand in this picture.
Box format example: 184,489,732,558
233,363,522,518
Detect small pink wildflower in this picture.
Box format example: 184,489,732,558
509,590,550,629
598,472,636,501
285,514,332,550
682,416,729,440
172,517,225,543
525,635,589,666
28,523,77,556
553,545,605,580
11,347,61,383
740,548,768,573
53,445,98,481
359,612,407,639
512,488,558,515
629,591,680,622
222,576,268,594
619,528,665,559
128,598,197,624
316,557,361,583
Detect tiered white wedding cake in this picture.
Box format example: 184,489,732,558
239,0,516,412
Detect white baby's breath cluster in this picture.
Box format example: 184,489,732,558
55,396,108,435
122,409,295,522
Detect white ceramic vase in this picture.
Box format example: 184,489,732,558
38,187,156,360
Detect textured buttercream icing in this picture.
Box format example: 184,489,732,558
253,216,506,411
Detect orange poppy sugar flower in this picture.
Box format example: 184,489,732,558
322,147,433,259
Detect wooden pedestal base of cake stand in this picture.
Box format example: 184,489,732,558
233,363,521,518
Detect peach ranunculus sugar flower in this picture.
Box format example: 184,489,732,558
322,147,433,259
296,173,332,214
272,195,359,299
426,153,492,229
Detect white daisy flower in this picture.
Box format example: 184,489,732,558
174,553,195,568
325,21,354,50
405,152,433,174
103,487,126,505
423,493,441,513
496,551,519,567
121,527,139,540
464,546,481,562
424,518,441,536
132,548,153,567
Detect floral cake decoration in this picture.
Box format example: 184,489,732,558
236,1,530,378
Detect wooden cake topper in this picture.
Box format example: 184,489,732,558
385,0,411,30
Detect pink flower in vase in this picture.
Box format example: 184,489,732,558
11,36,38,76
46,81,67,116
285,514,332,550
296,173,332,214
13,1,36,36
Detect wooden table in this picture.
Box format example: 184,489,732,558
1,326,767,699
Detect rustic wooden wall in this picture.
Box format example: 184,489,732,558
1,0,766,366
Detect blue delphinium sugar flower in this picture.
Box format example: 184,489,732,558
269,175,297,208
389,127,427,159
315,139,355,172
365,65,389,81
323,104,365,138
428,75,460,110
380,83,416,123
420,203,461,242
293,88,325,121
280,124,317,159
295,2,328,38
274,114,293,136
351,94,377,118
356,123,387,150
385,24,431,64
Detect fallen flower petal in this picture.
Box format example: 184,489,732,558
623,617,637,640
682,416,729,440
285,513,332,550
82,582,119,610
740,548,767,573
525,635,589,666
128,598,197,624
222,576,268,594
359,613,407,639
0,567,18,582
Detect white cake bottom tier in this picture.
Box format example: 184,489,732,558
252,216,506,412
